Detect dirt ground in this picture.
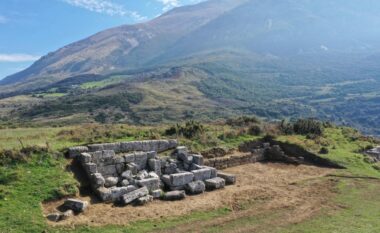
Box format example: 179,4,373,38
42,163,338,230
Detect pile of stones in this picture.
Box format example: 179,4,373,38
69,140,236,207
47,199,88,222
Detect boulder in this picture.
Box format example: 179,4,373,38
205,177,225,190
110,186,135,201
120,187,149,205
83,163,97,175
79,153,92,164
121,170,133,179
148,171,160,179
121,179,130,187
164,162,177,175
47,212,62,222
96,187,112,202
63,199,88,213
90,173,105,188
185,181,206,195
162,190,186,201
217,172,236,185
192,168,213,181
126,163,138,175
135,170,149,180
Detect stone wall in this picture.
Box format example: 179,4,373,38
204,150,266,170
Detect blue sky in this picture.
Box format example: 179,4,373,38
0,0,203,79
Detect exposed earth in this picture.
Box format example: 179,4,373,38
43,163,337,231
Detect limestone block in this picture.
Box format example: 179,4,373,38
162,190,186,201
47,212,62,222
148,172,160,179
161,175,171,186
98,164,118,177
79,153,92,164
147,151,157,160
123,154,135,163
185,181,206,195
205,177,225,190
87,144,104,152
120,187,149,205
121,170,133,180
217,172,236,185
83,163,97,175
63,199,88,213
170,172,194,186
90,173,105,188
192,154,204,166
68,146,89,159
126,163,138,175
135,170,149,180
134,152,148,170
115,163,125,174
191,168,214,181
136,177,161,192
110,186,135,202
148,159,162,176
121,179,130,187
96,187,112,202
163,162,177,175
151,189,163,199
168,140,179,150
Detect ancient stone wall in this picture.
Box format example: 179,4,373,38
204,150,266,170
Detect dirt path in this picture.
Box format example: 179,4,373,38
43,163,337,230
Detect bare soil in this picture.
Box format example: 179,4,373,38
42,163,337,230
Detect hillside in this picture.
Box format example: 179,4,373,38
1,0,380,135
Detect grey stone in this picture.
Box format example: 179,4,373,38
190,163,203,171
136,178,160,192
121,170,133,179
98,164,117,177
148,171,159,179
96,187,112,202
168,185,186,191
205,177,225,190
83,163,97,175
115,163,125,174
123,154,135,163
191,167,215,181
61,210,74,220
148,159,162,176
185,181,206,195
90,173,105,188
134,152,148,170
192,154,204,166
217,172,236,185
164,162,177,175
121,179,130,187
87,144,104,152
161,175,171,186
47,212,62,222
63,199,88,213
110,186,134,201
68,146,89,159
120,187,149,205
162,190,186,201
135,195,153,206
126,163,138,175
147,151,157,160
105,177,118,188
151,189,163,199
135,170,149,180
79,153,92,164
170,172,194,186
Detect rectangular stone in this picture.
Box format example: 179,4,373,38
134,152,148,170
120,187,149,205
83,163,97,175
79,153,92,164
87,144,104,152
205,177,225,190
148,159,161,176
192,154,204,166
217,172,236,185
98,165,117,177
136,178,161,192
191,168,212,181
170,172,194,186
123,154,135,163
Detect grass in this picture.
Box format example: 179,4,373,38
80,76,126,89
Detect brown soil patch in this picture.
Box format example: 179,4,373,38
42,163,337,230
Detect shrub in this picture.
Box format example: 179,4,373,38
164,121,205,139
248,125,262,136
293,119,324,136
226,116,260,127
94,112,107,123
319,147,329,154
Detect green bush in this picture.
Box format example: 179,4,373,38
293,119,324,136
248,125,262,136
164,121,205,139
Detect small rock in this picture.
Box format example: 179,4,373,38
185,181,206,195
47,212,62,222
63,199,89,213
105,177,119,188
151,189,163,199
205,177,225,190
121,179,130,187
217,172,236,185
135,195,153,206
61,210,74,220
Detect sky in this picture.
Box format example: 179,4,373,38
0,0,204,79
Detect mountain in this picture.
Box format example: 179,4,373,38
1,0,380,135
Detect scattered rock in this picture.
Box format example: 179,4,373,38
205,177,226,190
185,181,206,195
63,199,88,213
217,172,236,185
120,187,149,205
105,177,119,188
162,190,186,201
46,212,62,222
135,195,153,206
61,210,74,220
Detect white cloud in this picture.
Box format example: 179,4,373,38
62,0,146,21
0,15,7,24
156,0,180,11
0,54,41,62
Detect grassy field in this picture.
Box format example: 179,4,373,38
0,120,379,233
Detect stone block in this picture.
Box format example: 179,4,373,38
135,170,149,180
170,172,194,186
87,144,104,152
136,178,160,192
110,186,134,202
148,171,160,179
96,187,112,202
164,162,177,175
79,153,92,164
120,187,149,205
121,179,130,187
148,159,162,176
68,146,89,159
98,165,117,177
162,190,186,201
121,170,133,179
62,210,74,220
134,152,148,170
63,199,88,213
147,151,157,160
83,163,97,175
185,181,206,195
47,212,62,222
191,168,214,181
217,172,236,185
192,154,204,166
161,175,171,186
123,154,135,163
205,177,225,190
90,173,105,188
